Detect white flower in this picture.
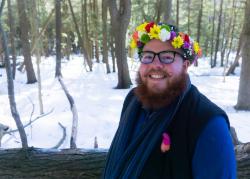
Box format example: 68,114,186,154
159,28,171,42
133,48,139,59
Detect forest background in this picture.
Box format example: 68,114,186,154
0,0,250,177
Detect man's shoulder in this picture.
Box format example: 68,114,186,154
187,85,224,112
121,88,137,116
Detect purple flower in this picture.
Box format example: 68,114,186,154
137,41,144,48
183,41,190,49
170,31,176,40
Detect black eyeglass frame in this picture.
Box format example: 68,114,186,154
138,50,185,64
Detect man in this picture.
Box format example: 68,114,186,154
103,22,236,179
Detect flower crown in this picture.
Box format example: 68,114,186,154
129,22,202,63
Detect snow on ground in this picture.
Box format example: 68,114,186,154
0,55,249,149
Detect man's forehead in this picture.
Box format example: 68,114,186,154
143,39,183,54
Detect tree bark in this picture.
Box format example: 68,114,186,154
30,0,44,114
55,0,62,77
108,0,132,89
109,32,116,73
194,0,203,67
68,0,93,71
210,0,216,68
163,0,172,24
0,144,249,178
235,0,250,110
7,0,17,79
155,0,163,23
0,148,107,179
212,0,223,68
17,0,37,83
31,8,55,54
102,0,110,73
226,22,244,76
187,0,191,35
93,0,100,63
196,0,203,44
0,0,28,149
176,0,179,27
225,0,236,66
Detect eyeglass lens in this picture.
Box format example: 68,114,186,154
140,51,176,64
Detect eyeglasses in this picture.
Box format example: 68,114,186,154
138,50,185,64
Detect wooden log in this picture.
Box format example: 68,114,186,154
0,144,249,178
0,148,107,179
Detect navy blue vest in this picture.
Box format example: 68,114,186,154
103,85,229,179
139,85,229,178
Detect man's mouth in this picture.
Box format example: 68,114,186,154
149,74,166,79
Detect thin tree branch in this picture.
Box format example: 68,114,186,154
52,122,66,149
7,108,54,134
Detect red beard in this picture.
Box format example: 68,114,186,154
134,70,187,109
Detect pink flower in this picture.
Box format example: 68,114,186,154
161,132,171,152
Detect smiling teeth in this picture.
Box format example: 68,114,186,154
151,74,164,79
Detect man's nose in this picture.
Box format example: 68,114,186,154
152,55,163,67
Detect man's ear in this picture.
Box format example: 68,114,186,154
183,60,190,70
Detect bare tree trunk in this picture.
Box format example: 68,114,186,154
68,0,93,71
176,0,179,27
155,0,163,23
31,8,55,54
135,0,147,21
225,0,236,65
163,0,172,24
102,0,110,73
210,0,216,68
235,0,250,110
93,0,100,63
196,0,203,43
65,32,71,60
16,8,55,70
17,0,37,83
194,0,203,67
55,0,62,77
109,32,116,73
58,77,78,149
187,0,191,35
83,0,92,63
0,0,28,149
7,0,16,79
226,27,243,76
212,0,223,68
220,15,227,67
30,0,44,114
108,0,132,89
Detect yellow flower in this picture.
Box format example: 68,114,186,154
130,39,137,49
193,41,200,54
136,22,148,32
171,35,184,48
149,25,161,39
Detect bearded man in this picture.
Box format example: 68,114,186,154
103,22,236,179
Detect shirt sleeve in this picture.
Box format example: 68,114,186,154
192,116,237,179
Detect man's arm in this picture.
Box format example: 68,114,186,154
192,116,236,179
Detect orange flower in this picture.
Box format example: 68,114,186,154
132,31,139,41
